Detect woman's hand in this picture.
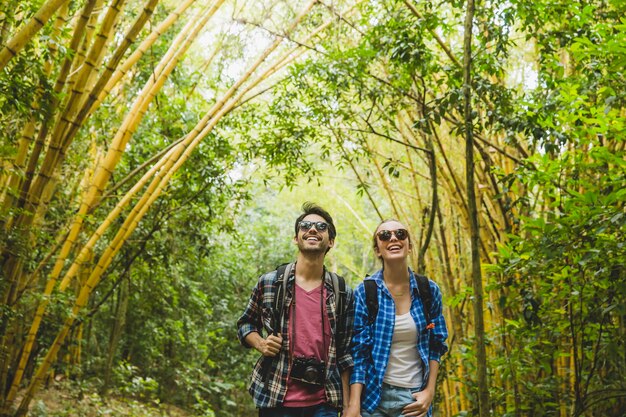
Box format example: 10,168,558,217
402,388,433,417
342,402,362,417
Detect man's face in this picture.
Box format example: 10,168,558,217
294,214,334,254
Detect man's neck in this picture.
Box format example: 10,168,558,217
295,251,326,283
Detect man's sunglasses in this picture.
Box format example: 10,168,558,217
377,229,409,241
298,221,329,232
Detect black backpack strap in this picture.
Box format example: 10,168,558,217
273,263,294,335
329,272,347,347
329,271,346,317
364,279,378,326
415,274,433,325
263,262,293,384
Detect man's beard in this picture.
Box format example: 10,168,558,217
297,241,327,254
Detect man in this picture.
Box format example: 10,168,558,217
237,202,354,417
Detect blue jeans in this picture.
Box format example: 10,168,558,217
362,383,422,417
259,403,338,417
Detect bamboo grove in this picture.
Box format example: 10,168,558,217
0,0,624,416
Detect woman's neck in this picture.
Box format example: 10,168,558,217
382,260,410,284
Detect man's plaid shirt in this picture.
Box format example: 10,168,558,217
350,269,448,415
237,265,354,409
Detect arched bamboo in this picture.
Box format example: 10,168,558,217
54,0,225,293
23,0,127,226
13,1,325,413
92,0,199,114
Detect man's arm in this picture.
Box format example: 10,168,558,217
237,273,272,347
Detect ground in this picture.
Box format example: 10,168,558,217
18,381,193,417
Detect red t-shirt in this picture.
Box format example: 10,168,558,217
283,283,331,407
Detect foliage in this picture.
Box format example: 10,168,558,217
1,0,625,416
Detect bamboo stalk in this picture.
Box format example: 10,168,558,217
55,0,226,292
16,3,320,412
26,0,126,219
61,0,161,150
45,0,127,169
0,0,67,216
0,0,71,71
93,0,199,112
333,131,384,221
362,138,403,220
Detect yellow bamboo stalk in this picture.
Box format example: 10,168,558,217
10,0,178,292
16,0,115,227
0,0,71,71
16,4,321,411
15,0,97,209
56,0,225,292
53,0,317,313
362,138,403,219
49,0,127,159
3,141,100,405
62,0,162,151
93,0,198,112
26,0,159,234
1,2,70,223
64,0,105,95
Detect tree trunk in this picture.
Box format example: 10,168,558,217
103,273,129,394
462,0,490,416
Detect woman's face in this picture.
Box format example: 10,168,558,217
374,220,411,263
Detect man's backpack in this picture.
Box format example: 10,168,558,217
364,273,434,327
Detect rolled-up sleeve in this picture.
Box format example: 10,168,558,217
428,281,449,362
237,277,264,348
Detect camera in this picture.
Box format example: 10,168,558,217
291,356,325,386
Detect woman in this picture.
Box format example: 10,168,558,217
345,219,448,417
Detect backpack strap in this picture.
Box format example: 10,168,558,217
272,262,294,335
363,274,433,327
329,271,346,318
263,262,293,384
415,274,433,325
329,271,347,346
364,279,378,326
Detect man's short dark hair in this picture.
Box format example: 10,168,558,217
294,202,337,241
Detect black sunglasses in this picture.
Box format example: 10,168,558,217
377,229,409,241
298,221,329,232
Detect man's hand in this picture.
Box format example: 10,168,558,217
402,388,433,417
257,333,283,357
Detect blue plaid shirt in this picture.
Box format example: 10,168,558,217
237,265,354,409
350,269,448,415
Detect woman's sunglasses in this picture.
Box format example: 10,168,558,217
298,221,329,232
377,229,409,241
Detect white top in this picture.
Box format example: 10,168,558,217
383,312,423,388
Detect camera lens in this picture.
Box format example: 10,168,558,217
304,366,318,382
